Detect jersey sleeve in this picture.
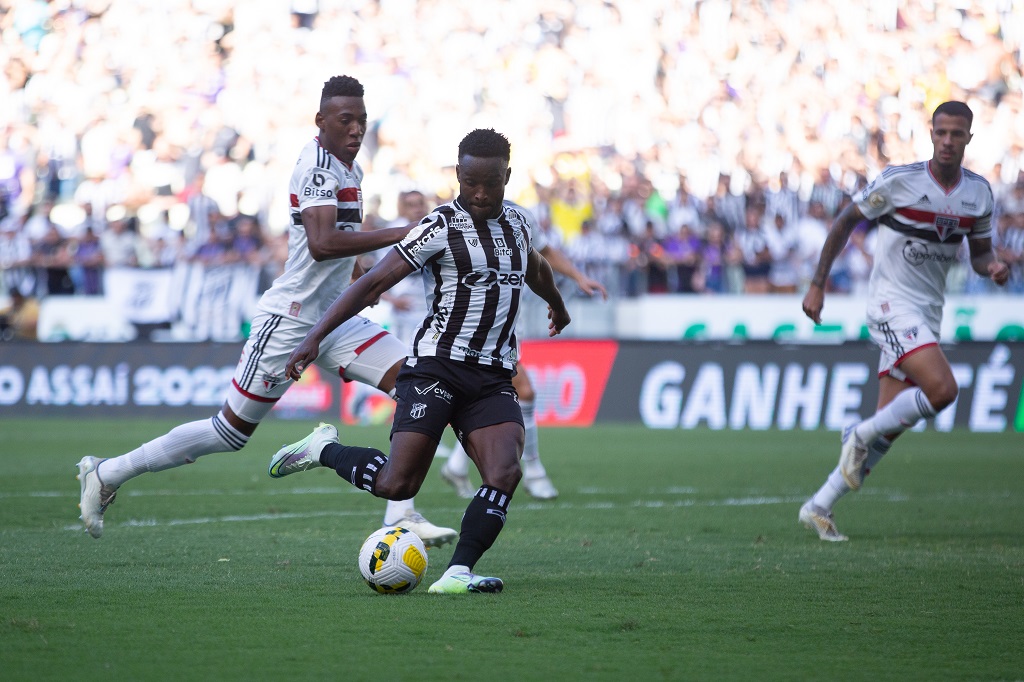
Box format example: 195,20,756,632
395,212,448,270
295,156,342,212
853,170,896,221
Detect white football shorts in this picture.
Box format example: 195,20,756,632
227,311,408,423
867,313,939,383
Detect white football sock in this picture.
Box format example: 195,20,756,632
811,466,851,512
97,414,249,488
384,499,415,525
519,400,547,478
445,440,471,477
855,387,937,444
863,436,892,474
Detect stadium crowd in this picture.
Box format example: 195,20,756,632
2,0,1024,338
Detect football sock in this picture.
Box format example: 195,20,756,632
519,400,547,478
320,442,387,493
448,485,512,571
445,440,471,477
98,414,249,488
811,466,850,512
384,498,415,525
855,388,937,444
863,436,892,476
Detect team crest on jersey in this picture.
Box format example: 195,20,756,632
934,215,960,241
262,372,284,392
449,212,472,232
868,192,885,209
512,227,526,253
410,403,427,419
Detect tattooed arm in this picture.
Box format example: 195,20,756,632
801,202,866,324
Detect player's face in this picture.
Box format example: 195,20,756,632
315,96,367,165
456,155,510,222
930,113,972,170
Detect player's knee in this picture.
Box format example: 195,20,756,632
929,382,958,412
483,458,521,493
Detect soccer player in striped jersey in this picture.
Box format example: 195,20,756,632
799,101,1010,541
273,128,571,593
77,76,456,547
439,231,608,501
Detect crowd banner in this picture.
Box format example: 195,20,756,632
1,340,1021,433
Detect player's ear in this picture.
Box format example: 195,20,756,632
504,166,511,185
314,110,324,129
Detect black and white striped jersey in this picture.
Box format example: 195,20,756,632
394,199,535,370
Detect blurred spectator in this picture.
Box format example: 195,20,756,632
32,224,74,295
71,225,104,295
695,220,732,294
100,215,141,268
660,221,702,293
764,212,801,294
0,217,34,295
795,201,830,290
0,288,40,341
735,206,772,293
994,211,1024,293
549,178,593,243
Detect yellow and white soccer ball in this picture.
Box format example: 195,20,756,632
358,526,428,594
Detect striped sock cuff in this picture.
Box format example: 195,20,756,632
211,413,250,451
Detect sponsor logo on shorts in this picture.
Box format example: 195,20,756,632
410,403,427,419
413,380,453,403
289,302,302,317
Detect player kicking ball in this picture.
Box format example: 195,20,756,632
270,128,570,593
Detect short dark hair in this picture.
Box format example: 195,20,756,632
458,128,511,161
933,101,973,128
321,75,364,107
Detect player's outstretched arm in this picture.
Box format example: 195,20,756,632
802,202,865,324
526,249,570,336
968,237,1010,286
538,244,608,300
303,204,413,261
285,250,415,379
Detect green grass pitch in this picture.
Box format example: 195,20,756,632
1,419,1022,681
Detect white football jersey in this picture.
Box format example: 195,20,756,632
256,138,363,324
394,199,535,370
854,161,993,331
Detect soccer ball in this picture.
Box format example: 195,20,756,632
358,526,428,594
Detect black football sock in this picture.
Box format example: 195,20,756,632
319,443,387,493
449,485,512,571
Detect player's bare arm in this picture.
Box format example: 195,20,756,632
968,237,1010,285
802,201,866,324
285,249,415,379
303,205,412,261
526,249,571,336
539,243,608,300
